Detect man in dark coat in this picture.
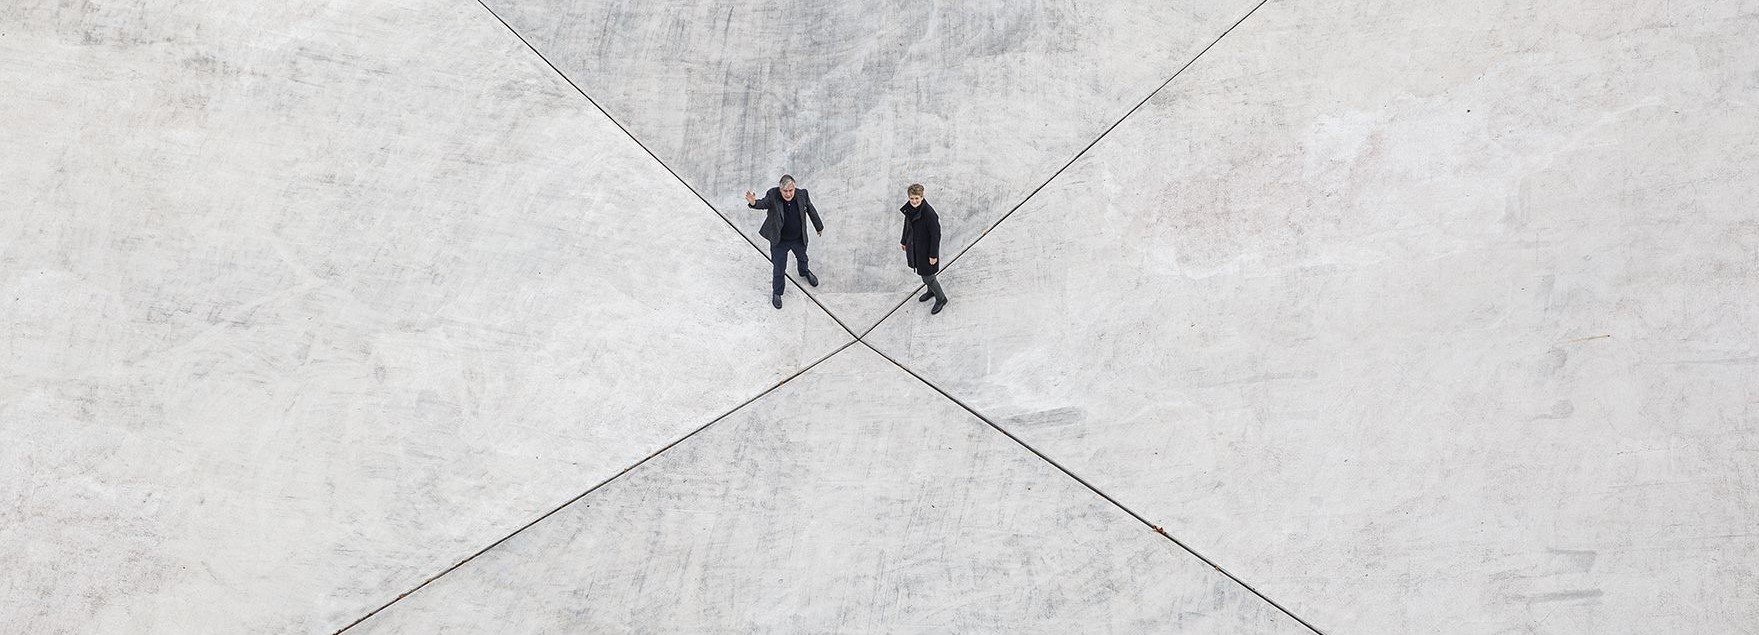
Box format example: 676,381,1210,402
899,183,948,314
744,174,824,309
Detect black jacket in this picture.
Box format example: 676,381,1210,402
900,201,941,276
748,187,825,246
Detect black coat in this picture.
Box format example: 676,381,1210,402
900,201,941,276
748,187,825,246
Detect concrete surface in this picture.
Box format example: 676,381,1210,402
867,0,1759,631
480,0,1266,331
0,0,847,631
354,344,1308,632
5,0,1757,632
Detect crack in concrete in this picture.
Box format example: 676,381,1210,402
335,339,860,633
472,0,859,342
859,0,1274,339
859,340,1325,634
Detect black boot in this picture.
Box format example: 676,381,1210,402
803,271,819,287
931,299,947,315
918,290,934,302
772,294,782,309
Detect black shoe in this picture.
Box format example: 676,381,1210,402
772,294,782,309
918,290,934,302
803,271,819,287
931,299,947,315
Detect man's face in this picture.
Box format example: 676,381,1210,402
908,194,923,206
780,183,796,200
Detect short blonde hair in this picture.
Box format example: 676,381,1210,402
907,183,925,197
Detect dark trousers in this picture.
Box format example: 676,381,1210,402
921,273,948,303
770,239,810,296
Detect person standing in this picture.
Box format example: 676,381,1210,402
744,174,824,309
899,183,948,314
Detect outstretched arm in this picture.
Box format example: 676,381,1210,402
806,196,825,233
745,190,767,209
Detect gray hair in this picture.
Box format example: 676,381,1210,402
779,174,796,187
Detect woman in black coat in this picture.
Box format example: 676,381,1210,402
899,183,949,314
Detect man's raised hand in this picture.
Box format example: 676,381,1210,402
744,190,757,205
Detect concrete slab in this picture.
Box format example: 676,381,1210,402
354,344,1308,632
479,0,1266,331
0,1,848,631
866,0,1759,631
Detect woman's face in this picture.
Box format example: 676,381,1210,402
908,194,923,206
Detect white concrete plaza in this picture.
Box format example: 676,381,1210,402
3,0,1755,632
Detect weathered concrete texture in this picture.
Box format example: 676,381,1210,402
868,0,1759,631
355,344,1307,633
0,1,849,632
481,0,1265,330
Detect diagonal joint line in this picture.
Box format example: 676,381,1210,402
334,339,860,633
858,340,1325,634
356,2,1311,632
844,7,1309,625
857,0,1272,340
848,2,1314,622
473,0,856,340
